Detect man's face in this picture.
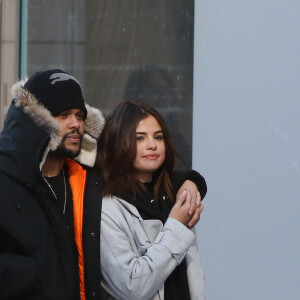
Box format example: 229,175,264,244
54,108,85,158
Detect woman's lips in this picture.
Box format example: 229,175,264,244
143,154,159,159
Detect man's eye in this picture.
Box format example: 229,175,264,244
77,114,84,120
59,112,68,117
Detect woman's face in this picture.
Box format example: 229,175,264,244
133,114,166,182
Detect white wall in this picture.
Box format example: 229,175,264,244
193,1,300,299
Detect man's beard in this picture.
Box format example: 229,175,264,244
51,131,82,158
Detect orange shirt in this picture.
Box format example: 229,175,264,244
66,159,87,300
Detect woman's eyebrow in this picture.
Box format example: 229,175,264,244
136,130,163,134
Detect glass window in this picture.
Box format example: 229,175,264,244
25,0,194,169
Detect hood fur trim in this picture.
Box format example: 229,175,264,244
75,105,105,167
10,79,105,169
11,79,61,151
85,104,105,140
74,133,97,167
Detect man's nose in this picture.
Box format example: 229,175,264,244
68,115,80,128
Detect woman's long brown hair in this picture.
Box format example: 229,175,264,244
97,101,177,201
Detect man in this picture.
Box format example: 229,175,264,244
0,69,105,299
0,69,206,299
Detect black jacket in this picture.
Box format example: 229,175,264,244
0,80,105,299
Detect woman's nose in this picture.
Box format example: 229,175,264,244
147,138,157,150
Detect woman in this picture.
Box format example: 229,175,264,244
98,101,206,300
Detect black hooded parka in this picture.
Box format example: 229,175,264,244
0,80,105,300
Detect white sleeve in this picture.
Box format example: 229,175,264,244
100,208,195,300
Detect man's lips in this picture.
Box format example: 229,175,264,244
66,134,81,143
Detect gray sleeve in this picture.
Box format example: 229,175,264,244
186,227,206,300
100,209,195,300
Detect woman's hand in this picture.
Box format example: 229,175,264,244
169,188,204,228
176,181,204,228
187,191,204,228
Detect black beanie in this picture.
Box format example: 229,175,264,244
24,69,87,119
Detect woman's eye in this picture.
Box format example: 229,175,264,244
155,135,164,140
136,136,144,141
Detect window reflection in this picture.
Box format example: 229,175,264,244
25,0,194,168
123,65,191,169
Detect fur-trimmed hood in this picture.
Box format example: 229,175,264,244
0,79,104,187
